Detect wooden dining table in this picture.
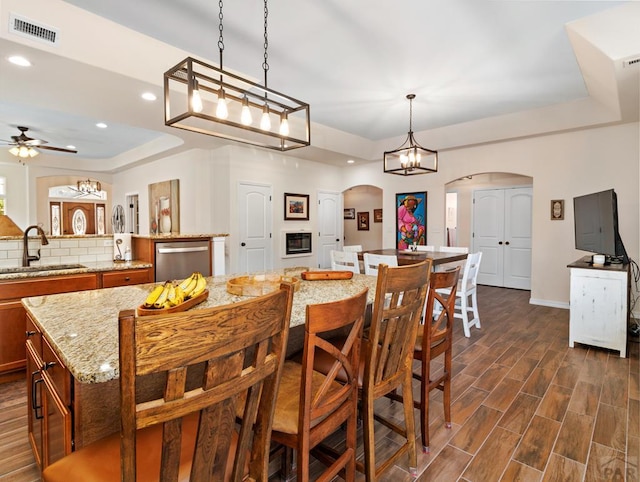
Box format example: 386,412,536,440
360,248,468,267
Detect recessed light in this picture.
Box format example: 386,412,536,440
96,122,108,129
141,92,157,101
8,55,31,67
347,159,355,164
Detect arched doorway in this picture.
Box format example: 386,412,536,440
343,185,383,251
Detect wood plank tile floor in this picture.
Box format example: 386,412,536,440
1,286,638,481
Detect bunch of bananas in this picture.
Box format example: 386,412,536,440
142,272,207,309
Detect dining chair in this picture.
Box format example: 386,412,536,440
331,249,361,274
270,288,368,482
411,267,460,454
438,246,469,253
415,245,435,252
42,283,294,482
441,251,483,337
362,252,398,275
343,245,363,252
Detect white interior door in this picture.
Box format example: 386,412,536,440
473,187,532,289
238,182,272,273
317,191,341,269
474,189,504,286
504,188,532,289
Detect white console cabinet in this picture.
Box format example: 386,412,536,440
568,257,629,358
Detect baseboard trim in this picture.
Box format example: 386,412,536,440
529,298,569,310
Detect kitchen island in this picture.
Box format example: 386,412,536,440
22,271,377,469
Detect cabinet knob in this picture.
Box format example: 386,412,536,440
43,361,56,371
498,241,503,245
241,242,246,247
505,241,510,245
26,330,37,338
124,276,131,281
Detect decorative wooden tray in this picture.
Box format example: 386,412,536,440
137,290,209,316
226,275,300,297
300,271,354,281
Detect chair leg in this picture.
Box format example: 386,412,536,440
471,291,481,329
443,352,452,431
401,372,418,476
420,356,431,454
460,294,471,338
362,395,377,482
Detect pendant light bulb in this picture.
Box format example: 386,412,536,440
9,147,19,156
260,104,271,131
279,112,289,136
240,96,252,126
191,80,203,113
216,89,228,119
29,148,39,158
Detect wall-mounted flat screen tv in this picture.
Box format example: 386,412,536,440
573,189,628,264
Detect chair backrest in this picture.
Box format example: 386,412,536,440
330,249,360,274
364,260,432,394
300,288,368,436
343,245,363,253
424,267,460,348
363,253,398,275
118,284,294,482
415,245,435,252
461,251,483,290
438,246,469,253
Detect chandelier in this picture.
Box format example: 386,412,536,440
164,0,310,151
9,146,39,159
77,179,102,193
383,94,438,176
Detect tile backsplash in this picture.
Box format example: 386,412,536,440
0,236,115,268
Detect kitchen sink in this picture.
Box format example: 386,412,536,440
0,264,86,274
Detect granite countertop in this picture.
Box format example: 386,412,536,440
0,260,152,281
22,272,377,384
134,233,228,239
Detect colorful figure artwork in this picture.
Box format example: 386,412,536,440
396,192,427,249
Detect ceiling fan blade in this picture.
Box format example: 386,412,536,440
24,138,47,146
38,145,78,154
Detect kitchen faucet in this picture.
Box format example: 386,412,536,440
23,225,49,267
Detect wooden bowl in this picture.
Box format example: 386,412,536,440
137,290,209,316
226,274,300,297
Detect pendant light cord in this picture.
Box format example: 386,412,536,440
218,0,224,76
263,0,269,91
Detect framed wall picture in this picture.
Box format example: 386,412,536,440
357,211,369,231
284,193,310,220
396,192,427,249
551,199,564,220
373,208,383,223
344,208,355,219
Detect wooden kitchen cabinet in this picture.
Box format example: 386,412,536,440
26,316,73,470
100,267,152,288
0,273,97,381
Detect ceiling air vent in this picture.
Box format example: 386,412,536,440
622,57,640,68
9,13,59,45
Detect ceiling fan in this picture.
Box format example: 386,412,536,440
2,126,78,161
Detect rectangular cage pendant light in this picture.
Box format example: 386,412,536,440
164,57,310,151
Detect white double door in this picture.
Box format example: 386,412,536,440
473,187,532,289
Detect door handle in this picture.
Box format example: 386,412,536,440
31,371,44,420
241,242,246,247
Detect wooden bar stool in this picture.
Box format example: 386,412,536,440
270,288,368,481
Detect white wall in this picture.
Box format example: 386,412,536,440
0,160,30,230
342,122,639,306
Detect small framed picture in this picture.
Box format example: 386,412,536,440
550,199,564,220
373,208,383,223
357,212,369,231
344,208,355,220
284,193,310,220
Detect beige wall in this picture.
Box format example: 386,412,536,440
343,185,383,251
342,122,639,307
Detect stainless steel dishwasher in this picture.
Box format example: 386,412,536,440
154,240,211,282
